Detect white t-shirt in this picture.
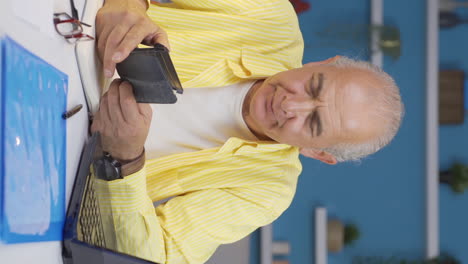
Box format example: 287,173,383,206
144,81,258,159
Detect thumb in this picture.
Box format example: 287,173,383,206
138,103,153,120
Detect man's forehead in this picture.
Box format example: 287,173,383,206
340,87,385,143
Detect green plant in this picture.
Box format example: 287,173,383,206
430,254,461,264
439,163,468,194
352,253,459,264
314,23,401,60
344,223,360,246
370,25,401,60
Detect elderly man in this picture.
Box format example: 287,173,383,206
90,0,403,263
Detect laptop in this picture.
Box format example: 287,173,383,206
61,132,158,264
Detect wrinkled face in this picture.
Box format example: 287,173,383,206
243,64,385,152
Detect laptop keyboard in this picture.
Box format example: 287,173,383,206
77,174,106,248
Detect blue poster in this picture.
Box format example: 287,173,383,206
0,36,68,243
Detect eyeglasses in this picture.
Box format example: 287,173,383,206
53,12,94,43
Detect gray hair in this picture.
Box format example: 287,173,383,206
322,56,404,162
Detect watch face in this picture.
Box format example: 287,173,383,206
93,157,122,181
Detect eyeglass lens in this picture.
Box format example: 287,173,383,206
65,34,94,44
56,22,82,36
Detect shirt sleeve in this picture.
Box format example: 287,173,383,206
156,185,295,263
94,149,300,264
94,167,166,263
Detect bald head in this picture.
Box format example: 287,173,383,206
323,56,404,162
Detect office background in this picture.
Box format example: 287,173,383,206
252,0,468,263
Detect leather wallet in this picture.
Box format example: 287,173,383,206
116,44,183,104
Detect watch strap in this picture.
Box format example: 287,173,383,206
119,149,146,176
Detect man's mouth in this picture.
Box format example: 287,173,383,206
270,95,274,118
269,92,277,126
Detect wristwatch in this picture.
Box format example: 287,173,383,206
93,152,123,181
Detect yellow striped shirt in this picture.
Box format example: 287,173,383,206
147,0,303,87
95,1,304,263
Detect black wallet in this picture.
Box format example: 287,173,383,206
116,44,183,104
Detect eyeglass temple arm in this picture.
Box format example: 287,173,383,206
70,0,79,20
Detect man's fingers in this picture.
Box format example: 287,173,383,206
119,81,140,122
99,92,112,129
107,83,125,124
90,110,101,133
138,103,153,121
142,28,170,51
103,25,131,77
113,23,156,64
97,25,114,62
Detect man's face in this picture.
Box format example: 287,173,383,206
243,62,385,162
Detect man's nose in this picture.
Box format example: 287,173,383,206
281,97,315,116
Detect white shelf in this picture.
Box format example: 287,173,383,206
370,0,383,67
260,224,273,264
426,0,439,259
315,207,327,264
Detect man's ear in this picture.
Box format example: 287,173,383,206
299,148,337,165
303,55,341,68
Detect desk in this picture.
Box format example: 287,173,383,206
0,0,89,263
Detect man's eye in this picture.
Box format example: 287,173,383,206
314,73,324,98
309,110,322,137
308,73,324,99
308,73,317,98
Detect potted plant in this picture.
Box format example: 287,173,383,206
439,163,468,194
327,220,360,252
344,223,360,246
314,24,401,61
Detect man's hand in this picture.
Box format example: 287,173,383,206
91,79,153,161
96,0,170,78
